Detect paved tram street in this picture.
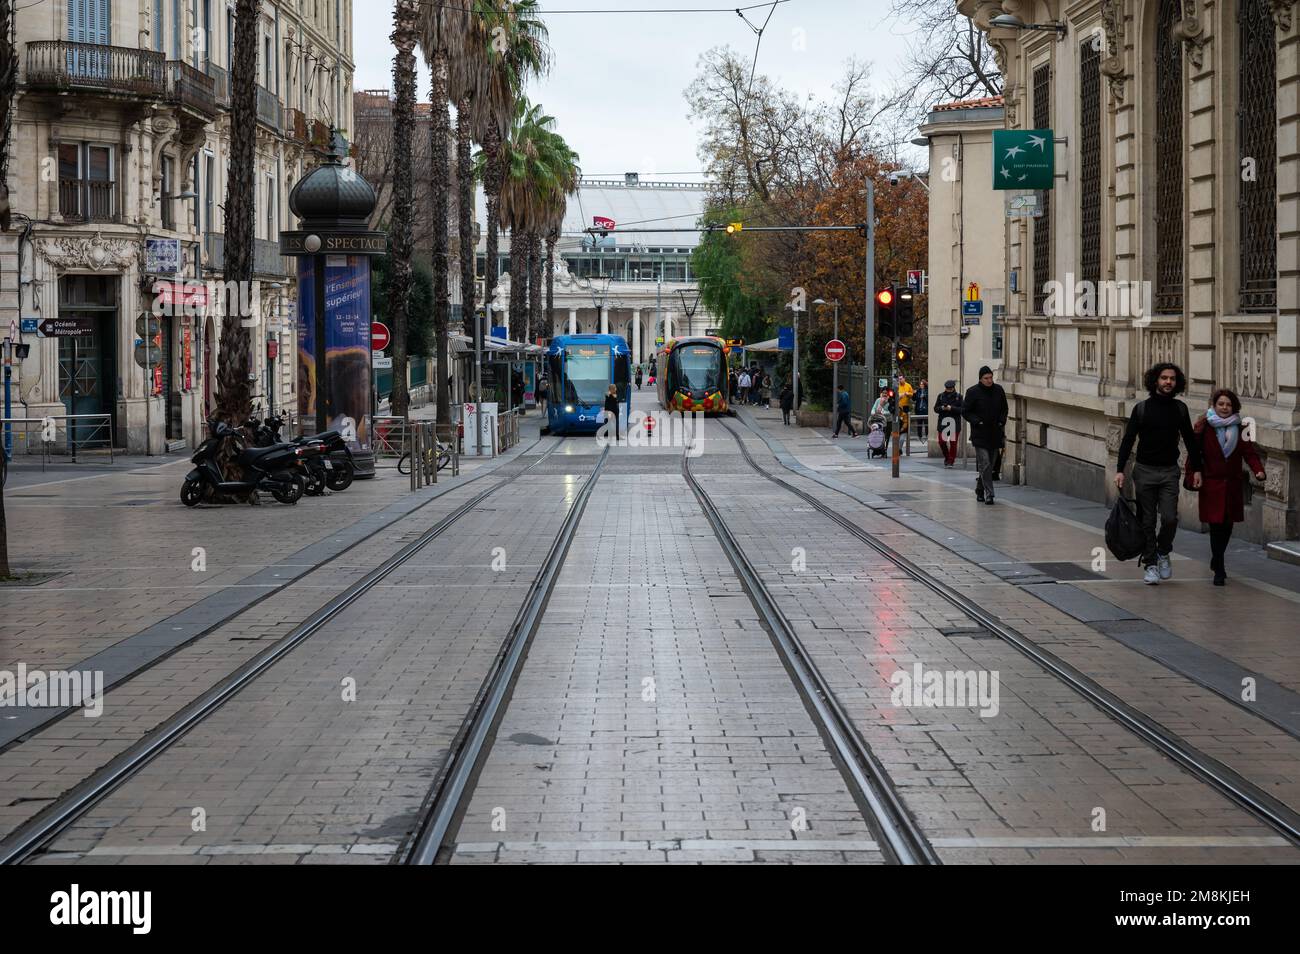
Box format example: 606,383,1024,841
2,386,1298,868
3,4,1300,919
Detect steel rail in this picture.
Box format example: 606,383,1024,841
0,436,569,865
0,432,551,758
404,445,612,864
720,417,1300,848
682,439,940,865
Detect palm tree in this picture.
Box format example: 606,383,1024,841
386,0,419,420
473,2,549,327
417,3,470,433
542,133,580,337
214,0,259,426
498,100,558,341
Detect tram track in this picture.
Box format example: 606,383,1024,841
682,437,940,865
719,416,1300,849
401,445,611,864
0,433,552,756
0,435,572,865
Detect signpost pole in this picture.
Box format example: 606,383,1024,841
832,302,839,401
3,338,11,462
476,305,485,458
864,182,875,422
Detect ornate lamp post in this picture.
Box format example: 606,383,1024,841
280,130,387,477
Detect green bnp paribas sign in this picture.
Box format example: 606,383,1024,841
992,129,1054,190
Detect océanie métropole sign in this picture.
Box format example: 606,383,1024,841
279,230,387,256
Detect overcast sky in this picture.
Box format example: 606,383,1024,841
353,1,920,182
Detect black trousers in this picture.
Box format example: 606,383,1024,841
1209,521,1233,571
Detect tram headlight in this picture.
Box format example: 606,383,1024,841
565,405,574,413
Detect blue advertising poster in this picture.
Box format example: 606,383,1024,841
297,255,373,452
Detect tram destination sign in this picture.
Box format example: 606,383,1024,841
37,317,95,337
279,230,388,256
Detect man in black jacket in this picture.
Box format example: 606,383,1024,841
934,380,963,466
961,366,1008,504
1115,362,1203,585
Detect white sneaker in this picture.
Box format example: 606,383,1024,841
1143,564,1161,585
1158,554,1172,580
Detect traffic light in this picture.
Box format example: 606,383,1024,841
895,344,913,364
875,285,896,338
726,222,743,234
896,292,915,338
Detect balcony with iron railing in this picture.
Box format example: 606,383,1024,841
26,41,165,98
58,178,117,223
256,86,282,132
285,107,308,144
203,232,293,279
165,60,218,117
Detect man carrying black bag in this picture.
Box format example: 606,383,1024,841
961,366,1008,505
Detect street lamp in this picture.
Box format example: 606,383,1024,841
990,13,1067,37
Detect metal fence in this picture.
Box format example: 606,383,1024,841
2,414,115,467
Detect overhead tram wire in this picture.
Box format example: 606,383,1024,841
409,0,794,14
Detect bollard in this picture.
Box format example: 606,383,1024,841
430,423,437,484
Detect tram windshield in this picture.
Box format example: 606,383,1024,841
674,345,723,391
564,345,611,404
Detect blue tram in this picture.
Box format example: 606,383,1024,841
544,334,632,435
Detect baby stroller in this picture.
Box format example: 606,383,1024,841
866,415,888,458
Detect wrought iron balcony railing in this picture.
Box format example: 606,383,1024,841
26,41,165,98
165,60,219,117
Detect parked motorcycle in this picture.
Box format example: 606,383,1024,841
180,421,305,507
257,413,356,493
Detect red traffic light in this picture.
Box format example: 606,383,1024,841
876,289,894,307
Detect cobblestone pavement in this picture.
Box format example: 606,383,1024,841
4,389,1298,864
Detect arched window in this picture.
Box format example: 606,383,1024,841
1238,0,1277,313
1154,0,1184,315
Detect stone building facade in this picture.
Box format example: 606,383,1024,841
957,0,1300,543
1,0,354,454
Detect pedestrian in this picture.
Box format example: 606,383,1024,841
738,368,752,405
634,365,643,390
761,372,773,408
728,369,738,404
752,372,766,408
934,379,962,467
1115,362,1203,584
916,379,929,441
961,366,1008,505
537,375,549,414
832,384,857,439
603,384,621,444
1191,388,1264,586
779,383,793,424
870,387,891,419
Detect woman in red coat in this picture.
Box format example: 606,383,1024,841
1194,388,1265,586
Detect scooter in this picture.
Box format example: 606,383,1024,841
180,420,305,507
260,413,356,492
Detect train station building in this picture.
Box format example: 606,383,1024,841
476,174,719,365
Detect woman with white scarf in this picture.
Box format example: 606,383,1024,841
1192,388,1266,585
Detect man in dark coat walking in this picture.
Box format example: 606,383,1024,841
961,366,1008,504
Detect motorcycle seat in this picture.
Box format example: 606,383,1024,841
241,444,291,462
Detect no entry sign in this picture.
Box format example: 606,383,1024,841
371,321,391,352
824,338,847,362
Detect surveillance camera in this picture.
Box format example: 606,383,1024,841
888,172,901,186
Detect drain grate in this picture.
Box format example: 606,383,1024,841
1028,561,1106,582
937,625,997,640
